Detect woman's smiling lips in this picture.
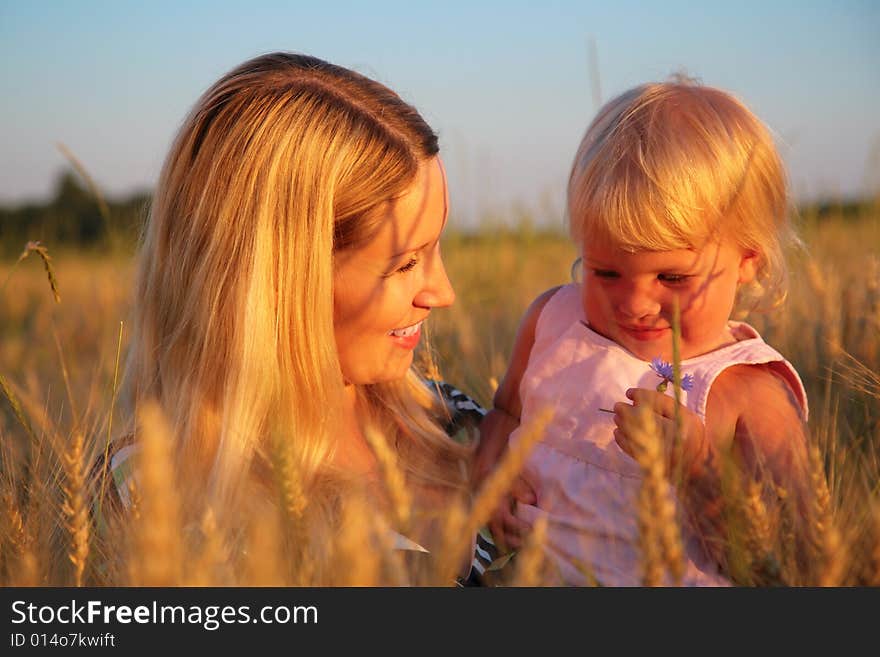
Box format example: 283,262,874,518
389,320,423,349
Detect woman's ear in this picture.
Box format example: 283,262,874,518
737,249,759,285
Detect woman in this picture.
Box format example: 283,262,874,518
102,52,484,585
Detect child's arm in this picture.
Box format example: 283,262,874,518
472,286,561,550
704,364,809,486
613,363,809,571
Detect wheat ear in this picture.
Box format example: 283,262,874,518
61,429,90,586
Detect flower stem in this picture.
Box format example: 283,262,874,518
671,296,685,486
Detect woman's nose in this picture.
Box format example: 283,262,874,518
414,251,455,309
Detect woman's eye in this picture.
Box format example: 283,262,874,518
396,257,419,274
592,269,620,279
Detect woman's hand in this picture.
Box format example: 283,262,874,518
612,388,710,477
474,408,537,552
471,408,514,491
487,475,537,552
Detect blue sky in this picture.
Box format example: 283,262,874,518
2,1,878,227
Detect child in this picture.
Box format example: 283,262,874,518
474,78,810,586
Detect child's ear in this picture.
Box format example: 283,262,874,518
737,249,759,285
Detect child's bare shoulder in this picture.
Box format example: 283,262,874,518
713,364,802,411
709,363,806,449
495,286,565,416
522,286,565,325
511,285,565,353
508,286,565,351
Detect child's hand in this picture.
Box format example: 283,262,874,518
487,475,537,552
611,388,709,476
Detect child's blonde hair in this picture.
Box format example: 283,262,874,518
123,53,470,539
568,76,797,309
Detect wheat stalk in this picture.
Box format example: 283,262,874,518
808,446,830,526
0,240,61,304
869,502,880,586
364,426,412,531
0,372,38,444
243,502,285,586
818,522,847,587
2,491,26,554
0,486,40,586
60,429,90,586
467,407,552,535
629,404,684,586
743,481,772,556
94,321,124,528
268,432,307,522
510,513,549,586
433,408,552,584
804,258,846,361
638,508,665,586
807,445,847,585
418,334,443,383
434,500,469,586
56,142,114,243
51,328,80,429
186,507,230,586
333,493,383,586
128,401,183,586
738,480,786,585
1,490,27,584
14,549,40,587
19,241,60,303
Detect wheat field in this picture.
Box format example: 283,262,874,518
1,205,878,586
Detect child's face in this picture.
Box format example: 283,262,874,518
580,239,757,361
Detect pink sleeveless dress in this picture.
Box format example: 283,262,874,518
511,284,808,586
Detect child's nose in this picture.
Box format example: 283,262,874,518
616,283,661,319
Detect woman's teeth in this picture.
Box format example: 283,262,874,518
390,321,422,338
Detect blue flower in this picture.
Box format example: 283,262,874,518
650,357,674,380
649,357,694,392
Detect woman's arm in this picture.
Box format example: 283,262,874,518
472,286,560,550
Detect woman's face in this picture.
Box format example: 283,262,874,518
333,156,455,385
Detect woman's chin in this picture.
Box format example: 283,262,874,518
342,354,414,386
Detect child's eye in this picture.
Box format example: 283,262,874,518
592,269,620,279
658,273,689,284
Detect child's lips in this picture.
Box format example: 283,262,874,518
620,324,669,341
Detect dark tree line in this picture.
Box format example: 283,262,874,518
0,171,150,256
1,169,873,258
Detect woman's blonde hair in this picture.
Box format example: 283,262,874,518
568,76,797,309
124,53,469,541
